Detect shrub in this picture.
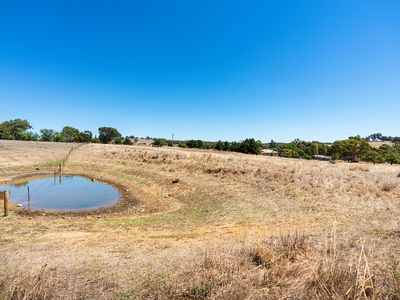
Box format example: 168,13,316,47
238,138,263,154
122,137,133,145
249,246,273,268
153,138,167,147
281,149,300,158
112,137,124,144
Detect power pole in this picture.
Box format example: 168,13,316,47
171,133,174,145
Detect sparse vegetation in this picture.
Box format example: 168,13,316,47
0,141,399,298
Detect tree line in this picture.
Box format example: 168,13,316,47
153,138,264,155
0,119,132,145
366,133,400,143
1,119,399,164
271,135,400,164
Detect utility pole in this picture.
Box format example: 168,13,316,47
171,133,174,145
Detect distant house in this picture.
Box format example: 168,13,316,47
261,149,278,156
312,155,333,161
130,138,154,146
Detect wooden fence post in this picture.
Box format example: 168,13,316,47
27,186,31,210
4,190,9,217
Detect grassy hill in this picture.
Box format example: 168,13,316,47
1,141,399,299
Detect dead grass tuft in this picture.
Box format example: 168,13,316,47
0,263,118,300
249,245,273,268
350,165,369,172
382,182,397,192
1,232,400,299
204,167,246,176
274,231,309,261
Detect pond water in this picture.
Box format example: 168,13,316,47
0,175,120,211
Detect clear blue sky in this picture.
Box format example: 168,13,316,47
1,0,399,142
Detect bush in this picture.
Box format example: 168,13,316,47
186,140,204,148
112,137,124,144
153,139,167,147
281,149,300,158
237,139,263,154
122,137,133,145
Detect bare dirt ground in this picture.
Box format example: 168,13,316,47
0,141,399,299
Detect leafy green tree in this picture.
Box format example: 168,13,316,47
186,140,198,148
281,148,300,158
223,141,230,151
318,143,328,155
52,132,62,142
24,132,40,141
363,150,380,163
59,126,80,142
278,140,320,158
311,143,319,155
91,136,100,143
386,153,400,165
230,141,240,152
122,137,133,145
153,138,167,147
215,140,223,151
269,139,277,149
331,136,371,162
112,137,124,144
98,127,121,144
393,143,400,154
238,139,263,154
40,129,57,141
78,130,93,143
0,119,32,140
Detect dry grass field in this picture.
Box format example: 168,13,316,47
369,141,394,149
0,141,400,299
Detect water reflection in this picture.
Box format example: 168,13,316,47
0,175,120,211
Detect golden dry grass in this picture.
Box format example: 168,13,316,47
0,141,400,299
369,141,394,149
0,140,76,180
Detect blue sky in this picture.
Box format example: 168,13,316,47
1,0,399,142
